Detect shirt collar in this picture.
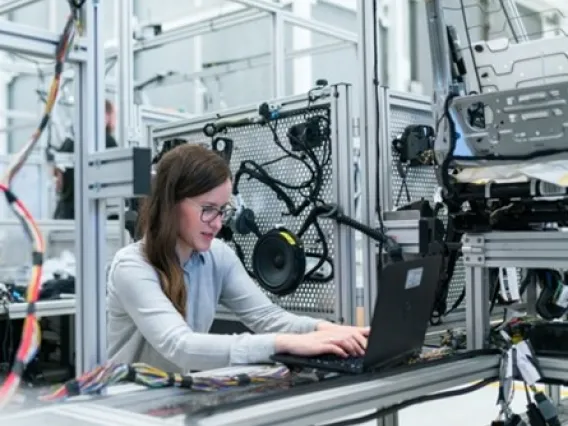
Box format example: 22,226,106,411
180,251,205,270
139,237,205,267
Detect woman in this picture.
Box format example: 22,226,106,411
106,144,368,373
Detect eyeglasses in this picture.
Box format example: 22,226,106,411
188,200,236,224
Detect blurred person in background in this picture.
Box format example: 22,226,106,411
53,99,118,219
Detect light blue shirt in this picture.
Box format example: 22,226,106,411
106,239,320,373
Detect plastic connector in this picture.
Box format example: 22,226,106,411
533,392,561,426
505,414,528,426
526,402,547,426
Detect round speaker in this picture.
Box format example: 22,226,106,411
252,228,306,296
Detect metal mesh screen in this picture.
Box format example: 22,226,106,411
155,104,337,317
386,92,465,312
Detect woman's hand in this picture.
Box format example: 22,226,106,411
316,321,369,351
275,326,369,358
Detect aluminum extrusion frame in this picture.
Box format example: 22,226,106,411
462,231,568,404
0,19,87,61
151,86,357,325
462,231,568,350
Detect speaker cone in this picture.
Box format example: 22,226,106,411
252,228,306,296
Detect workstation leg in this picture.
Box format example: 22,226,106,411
376,413,398,426
527,276,563,404
465,265,490,350
464,235,564,404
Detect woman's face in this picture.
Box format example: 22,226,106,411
177,178,232,253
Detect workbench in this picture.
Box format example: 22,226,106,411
1,353,502,426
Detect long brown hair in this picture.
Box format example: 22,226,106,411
138,144,231,317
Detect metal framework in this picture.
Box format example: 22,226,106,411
424,0,568,406
2,0,568,423
462,230,567,403
0,0,43,15
0,0,148,375
151,86,357,324
0,0,367,378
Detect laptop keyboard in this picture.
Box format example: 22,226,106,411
272,353,365,374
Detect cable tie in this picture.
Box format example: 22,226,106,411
167,373,175,386
179,375,193,388
125,365,136,382
235,374,251,386
31,251,43,266
12,360,25,378
64,380,81,396
26,303,36,315
3,189,16,204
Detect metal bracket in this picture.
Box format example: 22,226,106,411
472,35,568,92
87,147,151,199
462,234,485,266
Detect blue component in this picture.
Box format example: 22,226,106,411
451,112,473,157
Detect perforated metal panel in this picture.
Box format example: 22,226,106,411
151,91,355,320
385,90,465,312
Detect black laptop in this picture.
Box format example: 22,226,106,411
271,255,443,374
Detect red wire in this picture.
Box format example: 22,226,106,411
0,186,44,402
0,10,76,409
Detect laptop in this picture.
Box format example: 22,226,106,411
271,255,443,374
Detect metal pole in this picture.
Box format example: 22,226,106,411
387,0,411,91
192,0,205,115
105,8,267,60
117,0,136,247
330,84,357,326
291,0,312,94
272,11,285,98
501,0,529,41
118,0,135,137
107,41,351,93
424,0,453,165
0,0,42,15
424,0,453,105
75,0,107,375
357,0,379,327
356,14,401,424
231,0,358,43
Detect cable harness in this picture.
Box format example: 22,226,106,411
0,2,83,409
39,363,290,402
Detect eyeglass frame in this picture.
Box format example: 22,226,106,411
186,199,236,224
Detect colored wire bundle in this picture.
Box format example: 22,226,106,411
40,363,291,402
0,6,82,410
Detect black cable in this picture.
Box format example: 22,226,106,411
232,112,331,218
301,218,333,281
489,269,501,315
232,240,255,278
371,0,386,275
1,301,13,365
324,377,496,426
227,99,334,284
305,252,334,283
394,161,411,207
